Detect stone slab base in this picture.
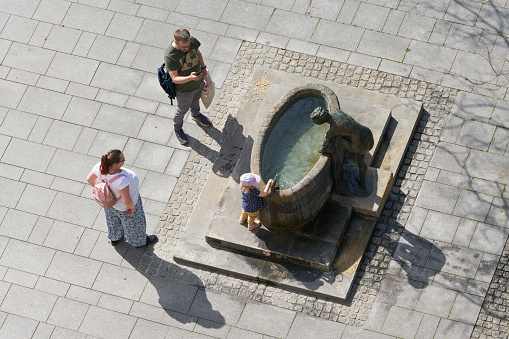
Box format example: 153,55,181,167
206,198,352,271
173,66,422,301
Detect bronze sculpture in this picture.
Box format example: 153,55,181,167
311,106,374,196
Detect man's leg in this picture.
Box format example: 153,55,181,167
190,82,211,126
173,90,193,131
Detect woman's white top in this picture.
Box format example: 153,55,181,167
92,162,140,211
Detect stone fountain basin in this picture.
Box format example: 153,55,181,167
251,83,340,230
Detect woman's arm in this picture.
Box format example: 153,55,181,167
258,179,274,197
119,186,136,215
87,171,98,186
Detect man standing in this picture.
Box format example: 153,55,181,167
164,28,211,145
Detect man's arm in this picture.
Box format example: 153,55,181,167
169,70,203,84
197,49,208,80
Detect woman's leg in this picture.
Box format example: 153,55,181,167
120,198,147,247
104,208,124,241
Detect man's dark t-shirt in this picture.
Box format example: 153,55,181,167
164,37,203,93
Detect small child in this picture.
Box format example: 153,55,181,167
239,173,274,231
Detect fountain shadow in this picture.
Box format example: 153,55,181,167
114,245,225,328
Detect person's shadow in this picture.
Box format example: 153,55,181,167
391,226,446,288
114,244,225,328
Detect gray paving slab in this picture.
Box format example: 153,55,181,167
429,141,470,173
491,98,509,130
420,210,461,243
336,0,359,24
0,110,37,139
79,305,137,338
46,192,100,228
452,189,493,222
470,222,509,255
47,297,89,331
470,178,505,197
0,15,37,44
485,196,509,227
91,104,146,138
237,301,296,338
436,170,471,189
137,115,173,145
44,26,82,54
436,318,474,338
220,0,273,31
405,40,457,73
312,20,364,51
286,313,347,338
490,126,509,155
45,251,102,288
3,42,55,75
91,63,145,96
188,289,245,325
130,318,171,339
139,275,198,314
464,149,509,185
377,273,424,309
414,180,461,214
0,314,38,339
449,292,484,325
452,51,501,85
426,242,482,279
0,209,37,241
353,3,390,31
452,218,477,247
33,0,71,24
42,220,83,253
444,0,482,25
266,9,319,41
415,284,457,318
0,177,26,208
433,272,468,294
20,87,71,121
445,24,483,53
0,79,27,110
398,13,436,41
0,239,55,275
398,0,451,19
0,284,57,322
381,305,423,339
62,3,114,34
92,263,148,301
132,45,165,73
456,120,496,151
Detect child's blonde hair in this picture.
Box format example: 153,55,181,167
241,184,256,193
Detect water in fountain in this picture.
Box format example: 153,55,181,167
261,95,329,190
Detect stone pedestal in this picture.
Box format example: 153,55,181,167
173,66,422,301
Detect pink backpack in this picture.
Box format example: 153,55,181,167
93,173,125,209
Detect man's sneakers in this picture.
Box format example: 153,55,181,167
175,114,211,145
192,113,212,127
175,129,188,145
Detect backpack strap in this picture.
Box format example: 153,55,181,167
99,171,126,186
106,173,126,186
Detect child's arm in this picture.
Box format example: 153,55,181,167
258,179,274,197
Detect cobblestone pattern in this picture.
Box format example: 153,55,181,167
472,236,509,338
140,42,458,326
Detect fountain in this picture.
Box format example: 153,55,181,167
174,66,423,300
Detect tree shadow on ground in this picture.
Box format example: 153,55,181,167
114,245,225,329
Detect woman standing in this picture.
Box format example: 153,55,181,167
87,149,157,247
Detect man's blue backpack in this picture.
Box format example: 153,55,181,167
157,63,176,105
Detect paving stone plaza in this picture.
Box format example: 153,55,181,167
0,0,509,338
